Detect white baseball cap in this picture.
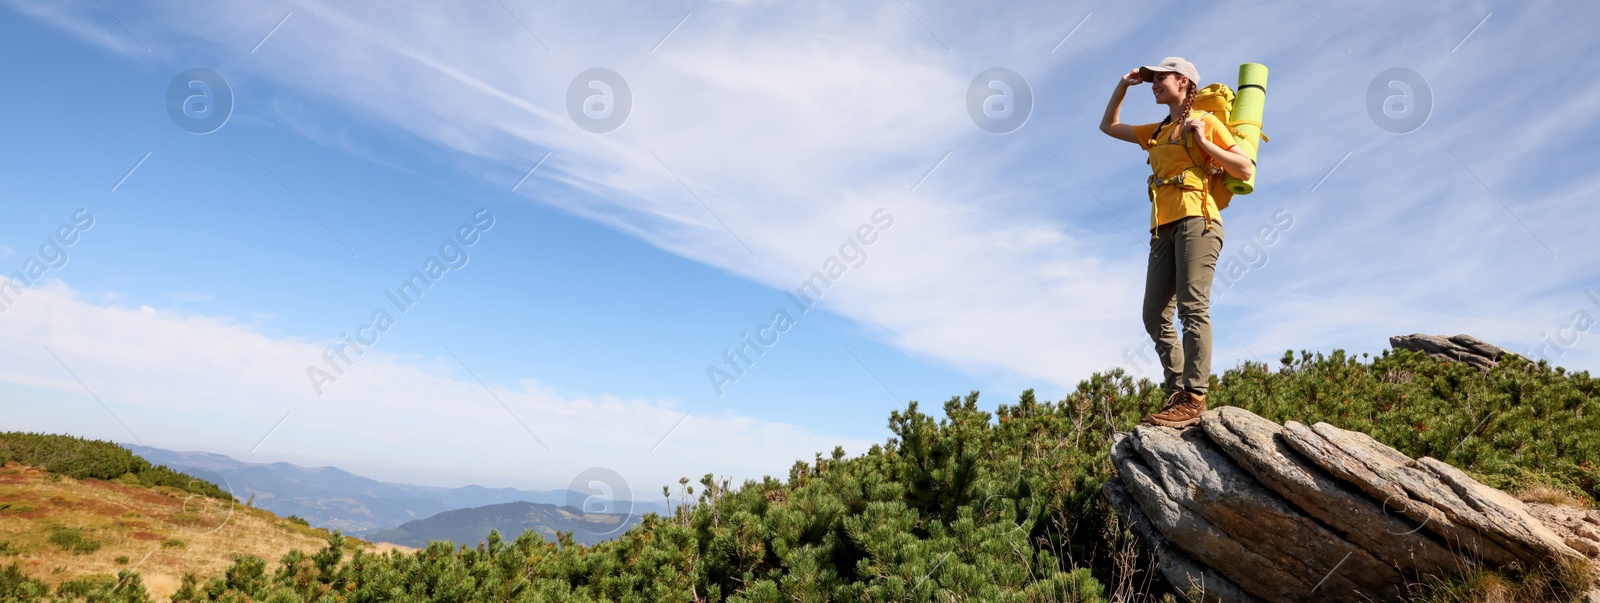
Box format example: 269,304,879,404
1139,57,1200,85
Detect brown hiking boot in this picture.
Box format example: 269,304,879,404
1142,390,1207,428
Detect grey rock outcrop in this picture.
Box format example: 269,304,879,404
1110,427,1401,601
1202,408,1462,575
1105,406,1596,603
1388,333,1510,371
1103,476,1265,603
1285,421,1581,565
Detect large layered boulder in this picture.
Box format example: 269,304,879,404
1105,406,1595,602
1389,333,1511,371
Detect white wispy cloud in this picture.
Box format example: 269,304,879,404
0,281,873,490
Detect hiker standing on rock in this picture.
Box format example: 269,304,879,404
1099,57,1255,428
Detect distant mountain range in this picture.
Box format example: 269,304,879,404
367,501,642,547
123,445,669,540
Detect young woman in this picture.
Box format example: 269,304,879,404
1099,57,1255,428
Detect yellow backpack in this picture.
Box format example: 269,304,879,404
1154,83,1268,211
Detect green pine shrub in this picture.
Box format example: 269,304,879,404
0,562,51,601
48,528,101,555
52,570,153,602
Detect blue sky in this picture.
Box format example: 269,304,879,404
2,0,1596,495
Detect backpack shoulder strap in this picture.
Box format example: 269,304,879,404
1180,112,1220,172
1146,116,1172,149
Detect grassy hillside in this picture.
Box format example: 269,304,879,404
8,347,1598,602
0,433,231,502
0,435,406,602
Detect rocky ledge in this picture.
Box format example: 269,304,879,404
1104,406,1600,602
1389,333,1511,371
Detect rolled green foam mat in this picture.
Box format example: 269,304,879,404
1224,62,1268,195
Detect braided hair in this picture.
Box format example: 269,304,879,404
1164,77,1198,142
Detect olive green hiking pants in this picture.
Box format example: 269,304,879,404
1143,216,1223,395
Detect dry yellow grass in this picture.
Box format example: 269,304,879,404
1514,484,1586,508
0,463,413,601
